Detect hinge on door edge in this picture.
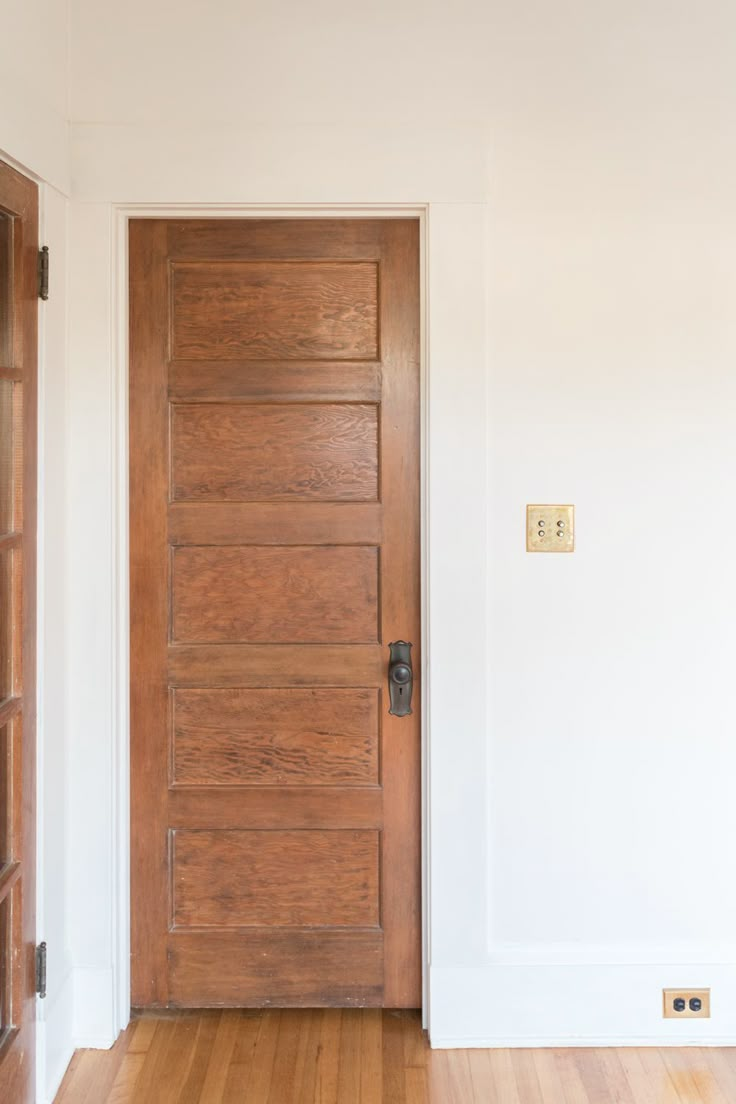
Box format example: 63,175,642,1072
35,942,47,999
38,246,49,301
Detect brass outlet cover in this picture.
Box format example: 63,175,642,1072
527,505,575,552
662,989,711,1019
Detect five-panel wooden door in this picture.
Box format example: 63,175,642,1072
130,218,421,1008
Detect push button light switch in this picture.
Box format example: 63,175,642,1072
526,505,575,552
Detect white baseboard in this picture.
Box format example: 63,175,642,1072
430,1033,736,1048
37,964,120,1101
72,965,118,1050
428,962,736,1048
38,966,75,1104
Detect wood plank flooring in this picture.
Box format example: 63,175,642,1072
53,1009,736,1103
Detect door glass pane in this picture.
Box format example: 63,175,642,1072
0,215,11,367
0,381,13,534
0,725,7,868
0,895,8,1032
0,553,10,700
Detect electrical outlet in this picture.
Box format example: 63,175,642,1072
526,505,575,552
662,989,710,1019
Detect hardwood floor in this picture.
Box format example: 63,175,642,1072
53,1009,736,1103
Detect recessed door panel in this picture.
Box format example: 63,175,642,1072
171,402,379,503
171,261,379,360
172,829,380,928
171,545,379,644
172,688,379,786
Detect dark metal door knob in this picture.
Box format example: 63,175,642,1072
388,641,413,716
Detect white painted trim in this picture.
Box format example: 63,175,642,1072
419,211,429,1032
430,1036,736,1049
429,962,736,1048
36,186,50,1104
73,966,116,1049
111,206,131,1035
110,203,430,1037
36,180,76,1100
38,966,74,1104
482,946,736,966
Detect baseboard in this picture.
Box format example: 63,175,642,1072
38,965,75,1104
72,965,118,1050
37,964,119,1100
428,962,736,1048
430,1033,736,1048
42,1044,76,1104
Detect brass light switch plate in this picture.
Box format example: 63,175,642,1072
527,505,575,552
662,989,711,1018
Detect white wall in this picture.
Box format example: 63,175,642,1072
69,0,489,126
0,0,69,193
60,0,736,1050
434,90,736,1043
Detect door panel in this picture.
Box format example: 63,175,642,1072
170,402,379,502
173,829,380,928
0,161,38,1104
168,930,383,1007
171,545,379,644
172,688,379,787
130,218,420,1009
171,260,379,360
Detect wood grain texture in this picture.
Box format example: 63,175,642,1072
131,218,420,1011
0,158,38,1104
172,688,379,786
171,262,378,360
171,403,378,502
168,644,384,688
55,1010,736,1104
171,546,379,644
129,220,171,1004
169,786,382,830
168,934,384,1007
173,829,380,928
376,219,422,1006
169,502,382,547
166,218,385,262
169,361,381,403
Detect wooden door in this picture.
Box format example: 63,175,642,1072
0,162,38,1101
130,218,421,1008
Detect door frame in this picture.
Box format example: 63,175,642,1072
113,203,429,1027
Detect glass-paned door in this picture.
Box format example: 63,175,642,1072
0,162,38,1104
